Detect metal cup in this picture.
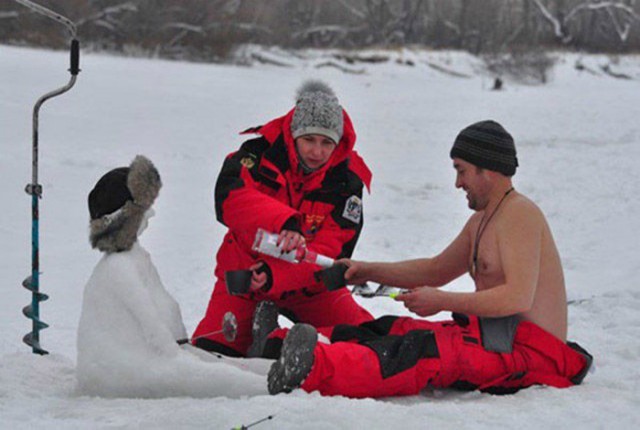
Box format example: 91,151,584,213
225,270,253,295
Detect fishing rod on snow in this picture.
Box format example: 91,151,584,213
231,414,275,430
176,312,238,346
15,0,81,355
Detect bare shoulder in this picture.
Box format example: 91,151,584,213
463,210,483,231
505,193,544,221
497,193,547,239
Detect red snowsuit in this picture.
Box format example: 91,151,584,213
192,108,374,356
299,314,592,398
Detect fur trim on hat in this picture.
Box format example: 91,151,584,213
89,156,161,253
127,155,161,208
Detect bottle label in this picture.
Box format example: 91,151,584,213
252,228,334,268
252,228,298,262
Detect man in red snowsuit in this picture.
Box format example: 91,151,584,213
192,81,373,357
267,120,593,397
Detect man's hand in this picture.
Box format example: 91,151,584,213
249,262,268,291
338,259,371,285
277,229,306,253
395,287,443,317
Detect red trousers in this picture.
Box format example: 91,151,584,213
192,279,373,356
299,315,591,398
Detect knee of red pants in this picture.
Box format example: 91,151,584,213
192,282,256,355
279,288,373,328
301,342,439,398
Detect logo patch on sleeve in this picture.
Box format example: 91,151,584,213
342,195,362,224
240,157,255,169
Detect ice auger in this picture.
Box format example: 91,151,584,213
15,0,80,355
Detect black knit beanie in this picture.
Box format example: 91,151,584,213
88,167,132,219
450,120,518,176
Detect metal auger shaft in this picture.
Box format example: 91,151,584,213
15,0,80,354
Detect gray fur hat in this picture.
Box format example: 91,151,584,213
291,80,343,144
88,155,161,253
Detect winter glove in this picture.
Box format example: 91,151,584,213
314,263,348,291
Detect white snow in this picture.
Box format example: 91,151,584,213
1,44,639,429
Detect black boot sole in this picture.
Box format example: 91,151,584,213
268,323,318,394
247,301,279,358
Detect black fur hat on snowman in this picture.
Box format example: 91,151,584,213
88,155,161,253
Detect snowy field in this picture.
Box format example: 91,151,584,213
1,45,640,429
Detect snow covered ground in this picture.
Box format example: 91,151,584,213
1,45,639,429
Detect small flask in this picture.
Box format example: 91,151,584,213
252,228,334,268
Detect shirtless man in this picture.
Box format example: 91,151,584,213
348,142,567,340
267,120,591,397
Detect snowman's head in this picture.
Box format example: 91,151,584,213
88,155,161,253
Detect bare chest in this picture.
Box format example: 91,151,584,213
469,223,504,288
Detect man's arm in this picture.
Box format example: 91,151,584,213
398,200,543,317
343,221,472,288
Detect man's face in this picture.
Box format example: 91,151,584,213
295,134,337,170
453,158,490,210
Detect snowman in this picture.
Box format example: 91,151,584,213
77,155,269,398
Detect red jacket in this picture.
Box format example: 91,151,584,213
214,108,372,300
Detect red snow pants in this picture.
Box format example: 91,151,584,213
300,315,592,398
192,278,373,356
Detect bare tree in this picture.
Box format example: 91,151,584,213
530,0,639,44
3,0,640,61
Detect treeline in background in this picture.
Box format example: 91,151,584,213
2,0,639,62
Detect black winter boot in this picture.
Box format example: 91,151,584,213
247,301,280,358
268,323,317,395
